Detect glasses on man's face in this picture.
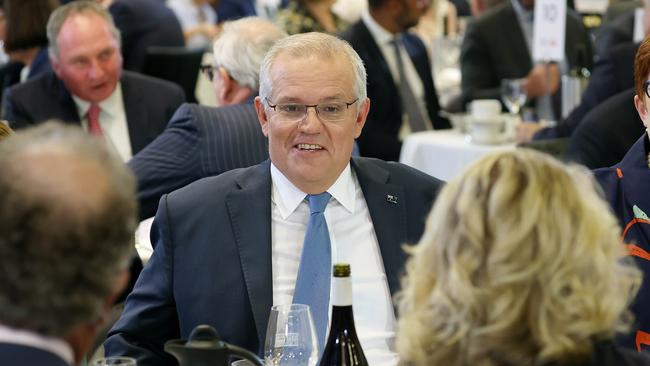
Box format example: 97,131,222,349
644,80,650,99
200,64,216,81
265,98,358,123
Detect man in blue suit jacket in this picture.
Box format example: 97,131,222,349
105,32,443,365
0,123,137,366
129,17,288,219
341,0,450,161
3,1,185,161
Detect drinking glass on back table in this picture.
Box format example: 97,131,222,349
501,78,527,116
264,304,319,366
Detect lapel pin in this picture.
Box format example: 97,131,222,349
386,194,398,204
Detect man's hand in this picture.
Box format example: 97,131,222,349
516,122,543,143
524,63,560,98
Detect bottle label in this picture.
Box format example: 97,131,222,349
331,277,352,306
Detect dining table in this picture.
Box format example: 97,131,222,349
399,129,516,181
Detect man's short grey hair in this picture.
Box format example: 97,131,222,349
259,32,367,102
0,122,137,337
213,17,287,91
47,0,121,61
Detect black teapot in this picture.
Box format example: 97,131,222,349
165,325,263,366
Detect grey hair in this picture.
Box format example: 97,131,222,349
259,32,367,102
0,122,137,337
213,17,287,90
47,0,121,61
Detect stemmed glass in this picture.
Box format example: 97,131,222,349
264,304,319,366
501,78,527,116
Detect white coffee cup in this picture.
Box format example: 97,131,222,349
469,99,501,121
469,117,508,144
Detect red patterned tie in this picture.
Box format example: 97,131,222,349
87,103,103,136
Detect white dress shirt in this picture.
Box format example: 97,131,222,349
73,83,132,162
270,163,398,366
361,11,428,138
0,324,74,365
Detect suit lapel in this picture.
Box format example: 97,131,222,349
355,22,398,94
225,160,273,348
121,73,149,153
501,4,533,74
55,76,81,124
352,159,407,296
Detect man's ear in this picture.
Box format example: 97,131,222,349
218,67,233,104
634,94,649,129
353,98,370,139
255,96,270,137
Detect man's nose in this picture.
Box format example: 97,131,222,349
298,106,322,131
88,59,105,79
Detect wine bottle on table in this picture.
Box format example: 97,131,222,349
319,263,368,366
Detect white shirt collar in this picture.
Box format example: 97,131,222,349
72,82,122,118
362,11,396,46
0,324,74,365
270,163,356,219
511,0,533,23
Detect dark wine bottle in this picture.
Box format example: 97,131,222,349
319,263,368,366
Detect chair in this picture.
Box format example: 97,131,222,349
565,88,644,169
141,46,205,103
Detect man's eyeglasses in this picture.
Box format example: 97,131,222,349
644,80,650,98
200,64,216,81
265,98,358,123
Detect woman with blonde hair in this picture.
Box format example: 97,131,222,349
396,149,649,366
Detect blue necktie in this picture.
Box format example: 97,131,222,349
293,192,332,351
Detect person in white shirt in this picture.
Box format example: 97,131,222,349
106,32,444,366
0,122,137,366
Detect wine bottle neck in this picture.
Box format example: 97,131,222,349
331,276,352,306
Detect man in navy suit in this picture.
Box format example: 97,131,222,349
341,0,450,161
129,17,287,219
3,1,185,162
109,0,185,72
0,122,137,366
105,32,443,365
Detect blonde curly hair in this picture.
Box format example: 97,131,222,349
396,149,641,366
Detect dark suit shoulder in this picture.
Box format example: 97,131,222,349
121,70,184,95
7,71,62,100
165,161,268,208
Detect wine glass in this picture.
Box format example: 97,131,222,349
264,304,319,366
501,78,527,115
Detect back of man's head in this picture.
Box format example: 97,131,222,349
212,17,287,91
0,122,136,340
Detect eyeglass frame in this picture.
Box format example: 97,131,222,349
264,98,359,123
644,80,650,99
200,64,236,83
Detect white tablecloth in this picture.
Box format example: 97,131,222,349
399,130,516,181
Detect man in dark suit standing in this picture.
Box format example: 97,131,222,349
109,0,185,73
341,0,450,161
130,17,287,220
461,0,593,120
0,122,137,365
3,1,185,162
105,32,443,365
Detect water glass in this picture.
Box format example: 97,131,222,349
264,304,318,366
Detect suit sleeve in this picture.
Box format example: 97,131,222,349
104,195,181,365
2,86,34,129
534,52,617,140
128,104,201,220
460,21,501,105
